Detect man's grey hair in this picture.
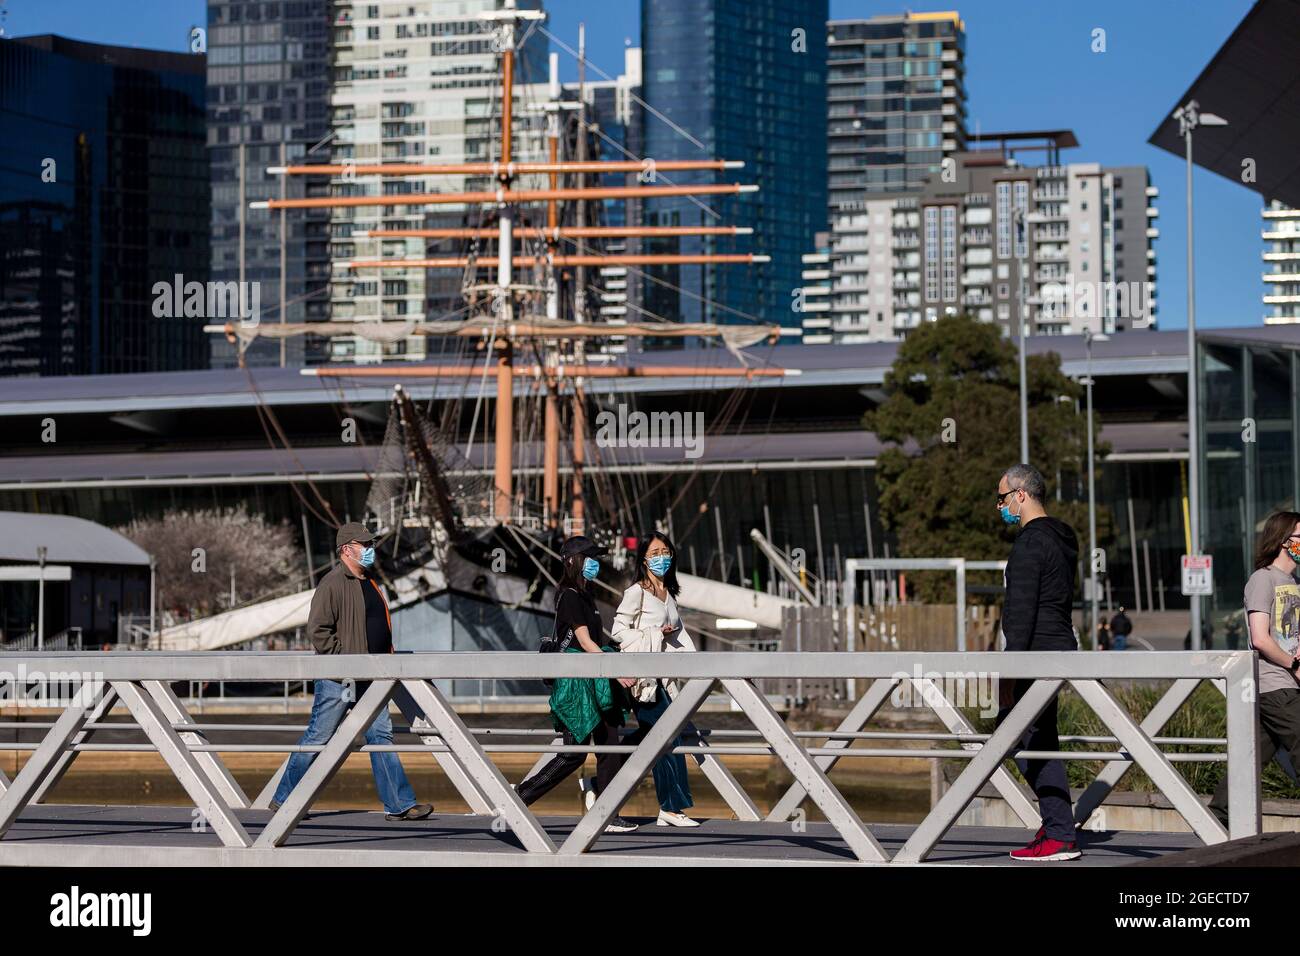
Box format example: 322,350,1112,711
1002,463,1046,501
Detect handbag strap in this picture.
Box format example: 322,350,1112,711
633,586,645,630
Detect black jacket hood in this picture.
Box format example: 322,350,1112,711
1023,515,1078,562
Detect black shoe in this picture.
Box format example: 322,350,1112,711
604,816,639,833
386,803,434,821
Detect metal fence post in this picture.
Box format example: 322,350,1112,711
1225,651,1261,840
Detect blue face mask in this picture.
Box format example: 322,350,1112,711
999,504,1021,526
647,554,672,577
358,546,376,567
582,557,600,580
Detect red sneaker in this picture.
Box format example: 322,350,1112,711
1010,836,1081,862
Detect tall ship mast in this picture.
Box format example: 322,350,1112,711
208,1,795,654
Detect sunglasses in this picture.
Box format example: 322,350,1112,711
995,488,1021,505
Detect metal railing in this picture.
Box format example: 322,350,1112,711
0,627,84,653
0,650,1259,866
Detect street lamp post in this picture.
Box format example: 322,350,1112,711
1174,99,1227,651
36,545,47,651
1084,330,1108,650
1014,208,1029,463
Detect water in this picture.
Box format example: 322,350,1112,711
38,762,932,825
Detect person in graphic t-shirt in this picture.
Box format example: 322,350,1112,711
1210,511,1300,827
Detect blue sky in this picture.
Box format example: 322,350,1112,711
4,0,1266,330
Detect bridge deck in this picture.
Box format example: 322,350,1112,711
0,805,1201,866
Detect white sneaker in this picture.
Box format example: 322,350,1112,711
656,809,700,828
604,816,639,833
578,776,596,811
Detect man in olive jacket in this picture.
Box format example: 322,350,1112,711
271,522,432,820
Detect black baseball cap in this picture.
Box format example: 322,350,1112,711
336,522,375,549
561,535,609,559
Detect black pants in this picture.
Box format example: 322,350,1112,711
1210,688,1300,826
999,679,1074,842
515,720,626,806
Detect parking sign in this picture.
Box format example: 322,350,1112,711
1181,554,1213,596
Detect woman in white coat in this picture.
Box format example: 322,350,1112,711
609,531,699,827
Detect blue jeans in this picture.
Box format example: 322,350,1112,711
633,686,693,813
273,679,417,815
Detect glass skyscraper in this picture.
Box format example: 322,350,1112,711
206,0,332,368
641,0,828,338
0,36,209,376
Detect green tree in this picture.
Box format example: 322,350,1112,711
863,314,1111,603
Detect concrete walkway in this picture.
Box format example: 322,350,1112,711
0,804,1202,867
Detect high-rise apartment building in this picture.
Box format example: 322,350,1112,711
641,0,827,337
804,11,967,343
207,0,333,368
326,0,547,363
1262,201,1300,324
801,133,1159,342
826,12,967,201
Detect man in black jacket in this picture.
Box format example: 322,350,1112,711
996,464,1081,861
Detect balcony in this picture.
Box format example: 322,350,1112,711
961,230,991,245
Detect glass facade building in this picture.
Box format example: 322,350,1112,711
206,0,333,368
1200,329,1300,639
0,36,209,376
641,0,827,336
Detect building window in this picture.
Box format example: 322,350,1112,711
924,206,939,302
996,182,1011,259
1013,180,1028,259
941,205,957,302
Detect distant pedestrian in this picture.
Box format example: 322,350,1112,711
1096,620,1111,651
1184,620,1211,650
271,522,433,821
996,464,1082,862
1110,606,1133,651
1209,511,1300,827
518,536,638,833
1225,615,1244,650
611,531,699,828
